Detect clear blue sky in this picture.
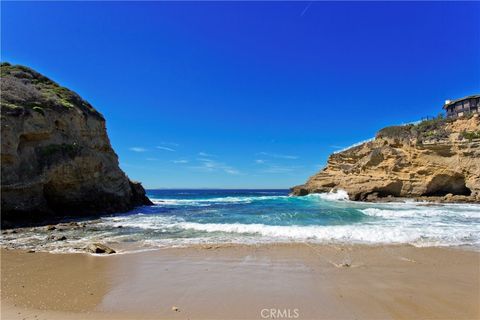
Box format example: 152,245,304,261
2,1,479,189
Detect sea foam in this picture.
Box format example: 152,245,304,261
315,190,349,201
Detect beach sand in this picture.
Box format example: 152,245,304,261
1,244,479,320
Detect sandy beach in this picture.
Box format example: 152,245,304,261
1,244,479,320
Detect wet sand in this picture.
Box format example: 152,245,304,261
1,244,479,319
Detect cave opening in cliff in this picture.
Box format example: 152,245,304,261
422,174,472,197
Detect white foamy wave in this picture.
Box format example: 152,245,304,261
151,195,290,206
309,190,349,201
175,221,479,246
152,199,212,206
361,207,480,219
100,215,179,230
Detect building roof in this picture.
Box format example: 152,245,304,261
443,94,480,109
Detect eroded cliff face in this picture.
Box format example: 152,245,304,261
1,63,152,227
291,115,480,202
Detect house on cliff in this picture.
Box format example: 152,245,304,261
443,95,480,118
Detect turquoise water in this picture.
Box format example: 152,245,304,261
2,189,480,253
148,189,366,226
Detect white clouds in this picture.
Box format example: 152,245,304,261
332,138,374,154
128,146,244,176
190,158,240,175
198,152,215,157
159,142,179,147
258,152,298,160
156,141,178,151
254,157,302,174
260,165,302,174
172,159,189,164
300,1,312,17
224,168,240,175
156,146,175,152
130,143,178,153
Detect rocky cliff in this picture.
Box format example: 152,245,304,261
1,63,152,227
291,114,480,203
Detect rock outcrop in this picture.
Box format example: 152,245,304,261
1,63,152,227
291,114,480,202
85,243,116,254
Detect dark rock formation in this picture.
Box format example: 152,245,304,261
1,62,153,227
86,243,116,254
291,115,480,203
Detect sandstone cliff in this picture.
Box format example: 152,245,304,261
1,63,152,227
292,114,480,202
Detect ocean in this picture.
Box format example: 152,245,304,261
2,189,480,253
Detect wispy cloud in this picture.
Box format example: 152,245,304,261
260,165,303,174
300,1,313,17
224,168,240,175
190,158,240,175
332,138,374,154
257,152,299,160
156,146,175,152
172,159,189,164
198,152,215,157
254,157,302,174
159,142,179,147
130,147,147,152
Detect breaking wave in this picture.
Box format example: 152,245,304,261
151,195,291,206
174,221,479,247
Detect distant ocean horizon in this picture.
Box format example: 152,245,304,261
2,189,480,253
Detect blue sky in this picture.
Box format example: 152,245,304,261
2,1,479,189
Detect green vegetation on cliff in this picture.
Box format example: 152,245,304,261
375,115,474,143
0,62,102,118
461,130,480,142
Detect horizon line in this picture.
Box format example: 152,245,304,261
145,187,291,190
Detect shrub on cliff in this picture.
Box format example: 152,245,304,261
0,62,102,118
377,115,452,142
461,130,480,142
376,125,414,140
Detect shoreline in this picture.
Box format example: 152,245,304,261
2,240,480,256
2,243,479,319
